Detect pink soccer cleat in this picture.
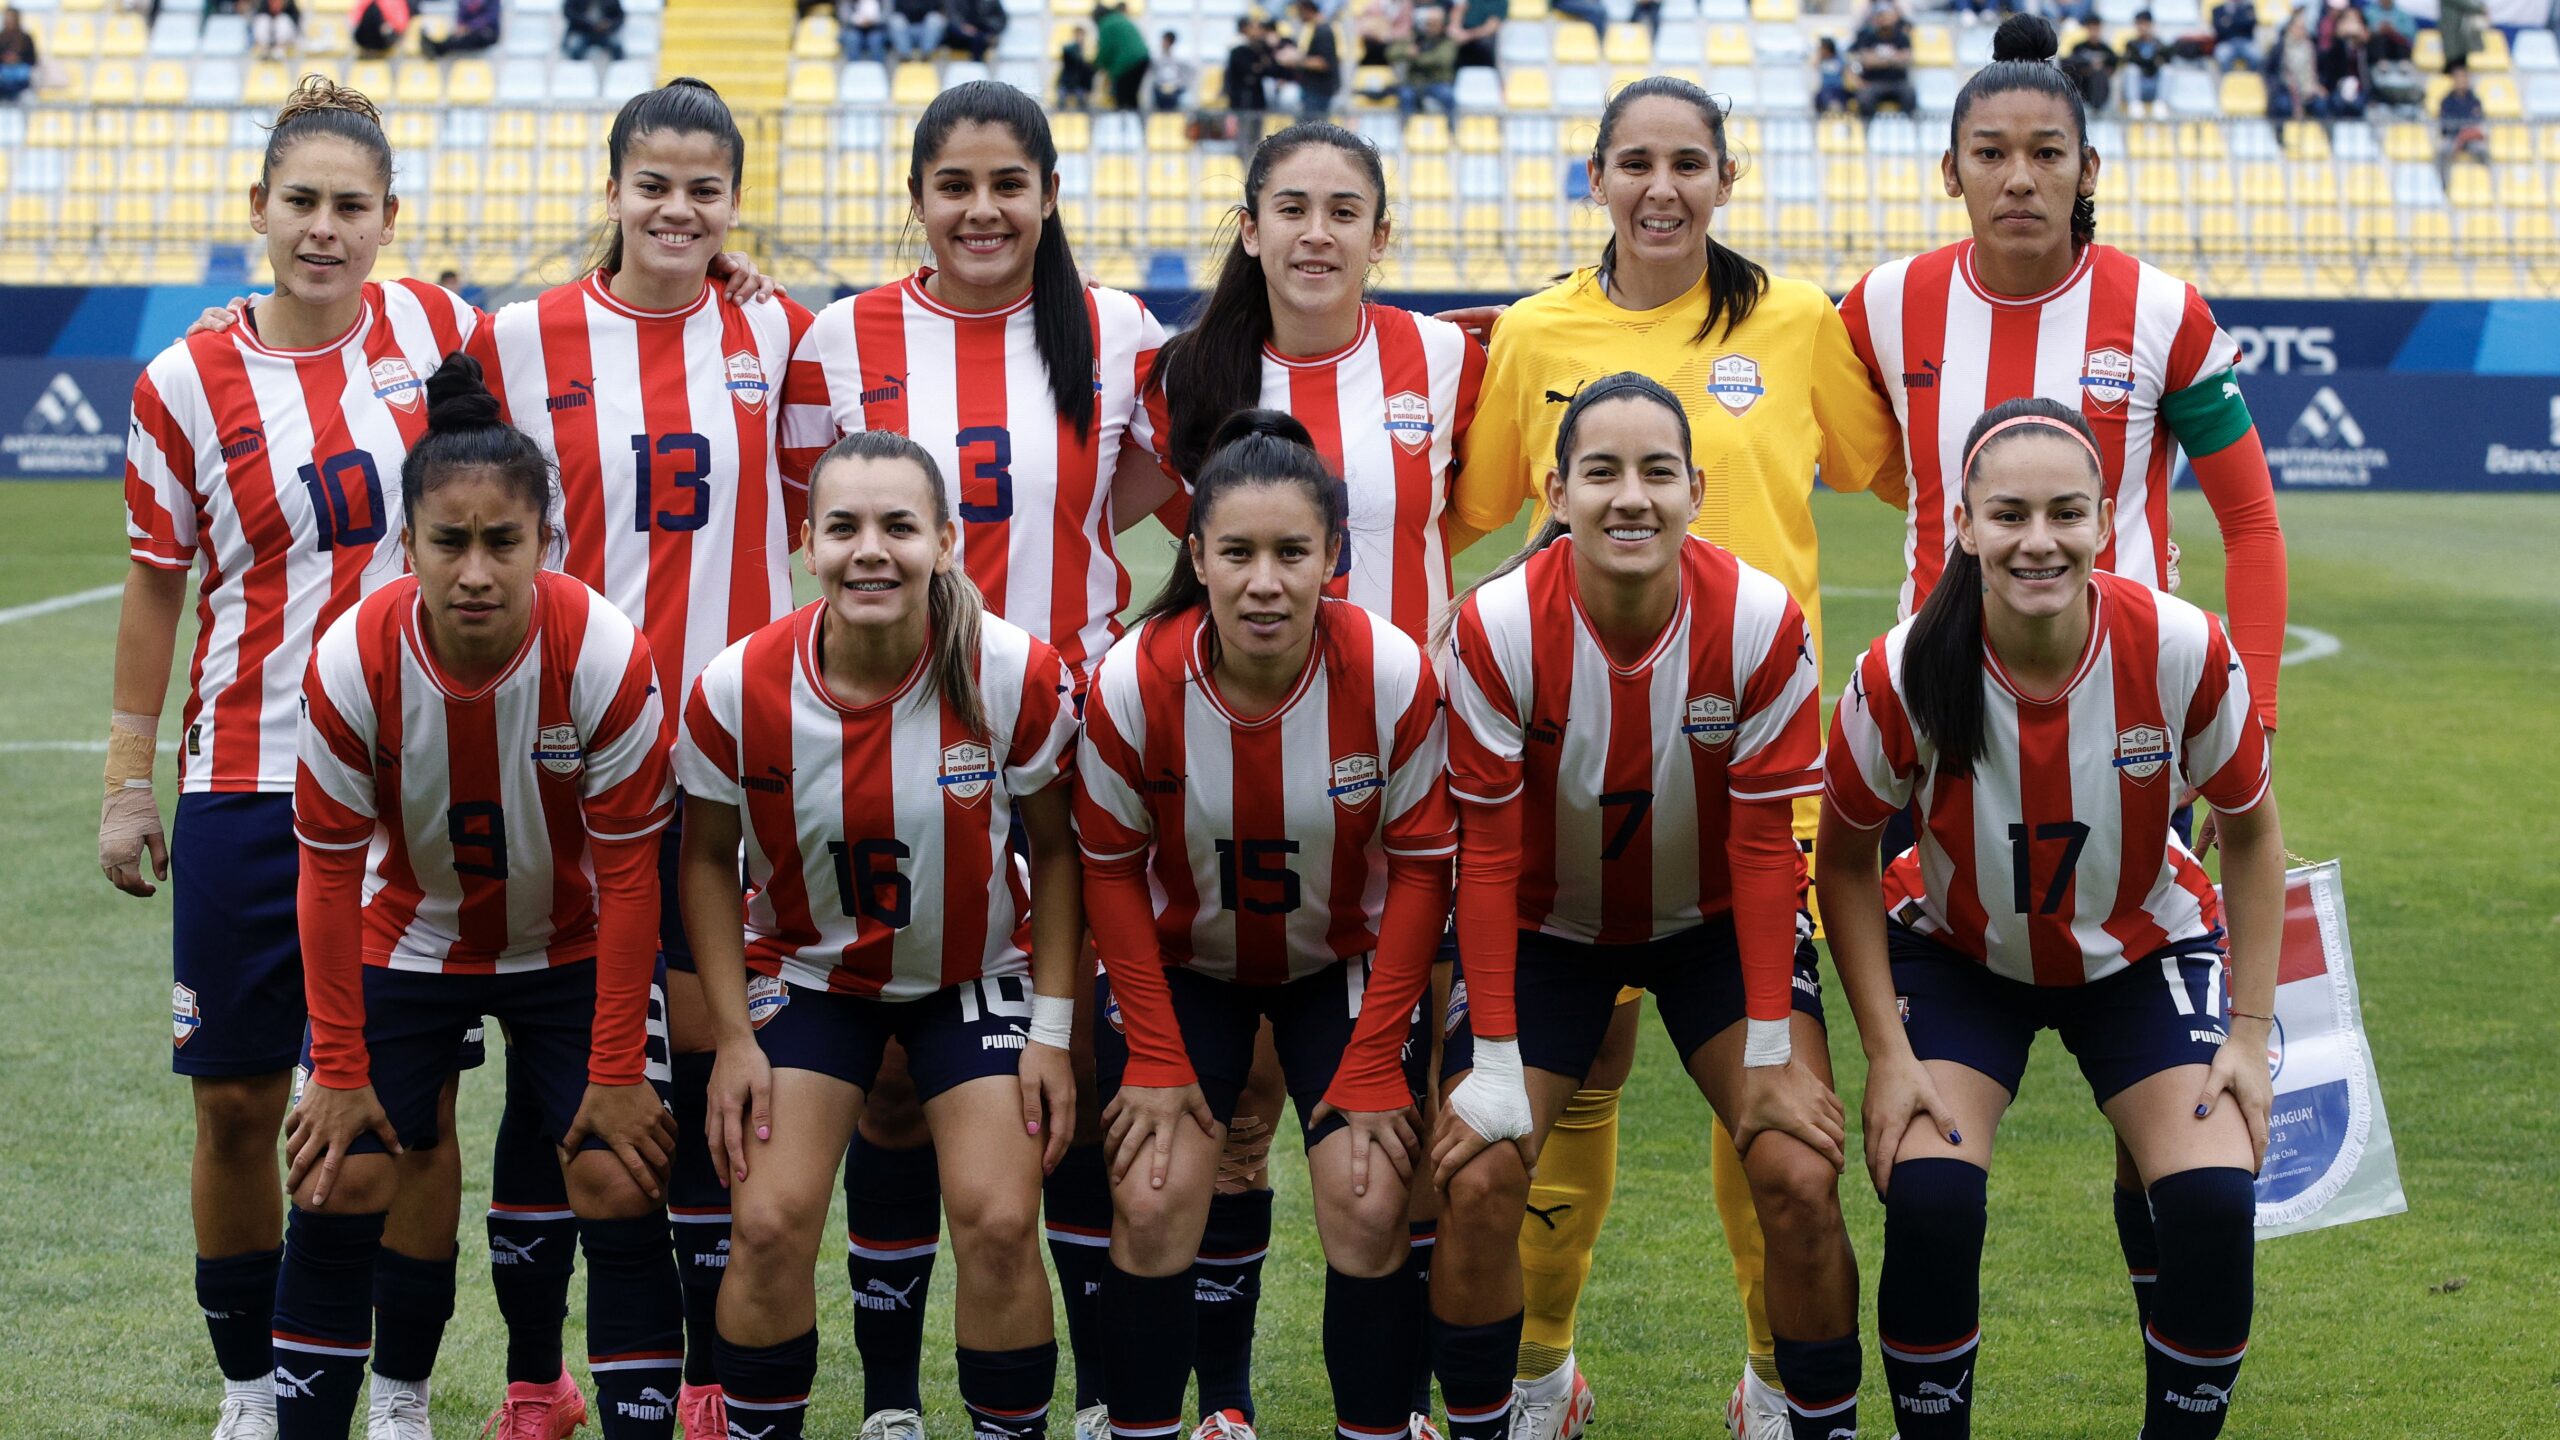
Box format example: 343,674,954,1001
479,1369,589,1440
677,1382,726,1439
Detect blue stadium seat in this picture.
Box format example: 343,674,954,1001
603,58,653,99
1456,65,1501,109
2515,27,2558,71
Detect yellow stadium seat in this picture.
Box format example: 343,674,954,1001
2127,120,2173,158
1353,65,1396,106
1604,22,1650,64
1824,157,1868,200
88,61,137,102
434,149,481,195
27,109,70,145
487,153,532,196
788,62,835,104
227,150,262,191
2134,163,2181,204
1145,154,1188,195
1096,154,1139,199
1705,24,1752,67
2537,122,2560,160
1752,0,1799,18
1911,24,1952,67
1458,115,1501,153
2407,207,2454,254
80,106,130,147
1873,158,1922,200
2488,124,2529,163
2412,27,2442,68
100,12,145,55
184,109,227,145
1408,156,1454,200
2477,75,2521,119
447,59,494,105
1050,111,1089,153
793,16,835,59
140,58,188,102
2140,206,2190,246
1816,116,1861,154
2379,122,2431,162
780,151,826,194
2281,120,2329,158
173,148,218,193
544,111,594,150
1461,201,1505,235
2198,202,2242,255
1406,114,1450,153
347,58,391,96
393,58,440,104
890,62,936,107
2496,162,2548,207
2175,121,2226,159
782,111,827,150
302,14,350,54
1146,112,1188,152
1513,156,1558,200
2218,68,2264,114
47,13,99,54
2472,28,2510,70
538,151,585,197
1555,24,1598,63
1512,0,1547,20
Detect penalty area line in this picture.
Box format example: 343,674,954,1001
0,583,122,626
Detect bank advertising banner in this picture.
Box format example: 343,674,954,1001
2253,861,2408,1241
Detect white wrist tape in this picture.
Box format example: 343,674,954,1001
1449,1036,1534,1143
1742,1017,1793,1068
1028,992,1075,1050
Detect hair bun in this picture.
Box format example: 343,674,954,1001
423,352,504,434
1991,12,2059,62
1206,407,1314,455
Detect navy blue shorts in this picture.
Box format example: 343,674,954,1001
340,958,671,1155
1441,917,1826,1082
170,793,307,1076
751,971,1042,1100
655,802,695,974
1094,956,1430,1148
1887,925,2229,1105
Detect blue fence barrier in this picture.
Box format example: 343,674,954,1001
7,289,2556,487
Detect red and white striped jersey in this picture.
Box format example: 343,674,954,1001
1446,536,1823,945
1825,572,2272,986
1840,241,2241,616
1075,601,1455,986
125,279,482,793
1142,303,1485,646
295,570,675,973
675,602,1078,1000
776,269,1164,684
468,273,815,700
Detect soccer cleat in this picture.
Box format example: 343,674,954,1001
677,1383,726,1439
367,1383,434,1440
859,1409,928,1440
1073,1404,1112,1440
1725,1368,1788,1440
1190,1410,1259,1440
479,1370,589,1440
1408,1415,1448,1439
212,1389,279,1440
1506,1356,1593,1440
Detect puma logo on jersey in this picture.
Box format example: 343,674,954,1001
546,379,596,413
221,424,265,461
861,371,907,406
1142,768,1185,796
741,764,792,795
1902,358,1940,390
1525,718,1564,747
1543,379,1588,406
1524,1201,1572,1230
2162,1382,2231,1412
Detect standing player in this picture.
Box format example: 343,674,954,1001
1444,76,1906,1440
1431,375,1864,1440
776,79,1172,1440
467,77,814,1439
1138,119,1482,1437
1817,398,2281,1437
107,77,484,1440
278,357,685,1440
1836,11,2287,1331
679,432,1082,1440
1076,413,1455,1440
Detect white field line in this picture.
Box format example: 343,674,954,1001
2283,624,2342,666
0,583,121,626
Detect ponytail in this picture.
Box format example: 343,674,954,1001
807,430,992,741
403,352,553,530
1952,15,2098,250
1134,408,1341,675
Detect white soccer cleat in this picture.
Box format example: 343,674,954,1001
212,1388,279,1440
1190,1409,1259,1439
1072,1403,1112,1440
1725,1367,1788,1440
859,1408,928,1440
1408,1414,1448,1439
1507,1353,1594,1440
365,1382,433,1440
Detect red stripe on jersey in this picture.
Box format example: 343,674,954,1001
1596,663,1657,946
739,621,820,973
1225,706,1291,987
1373,308,1440,643
190,339,296,792
1516,555,1577,930
1926,765,1989,956
123,377,196,564
634,308,698,708
852,287,913,435
719,300,777,664
535,587,601,958
289,344,380,629
832,691,899,996
2081,248,2142,576
1323,611,1382,963
1133,635,1203,969
1899,248,1957,599
2011,684,2083,987
444,687,510,970
354,604,430,959
539,284,612,589
1051,287,1107,663
951,312,1014,620
1289,344,1350,605
2102,589,2175,964
937,665,994,990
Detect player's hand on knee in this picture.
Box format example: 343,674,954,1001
1021,1038,1077,1174
1316,1103,1420,1198
1104,1083,1217,1190
1859,1051,1961,1198
2196,1026,2274,1172
1736,1057,1848,1173
708,1038,772,1187
563,1081,675,1203
286,1080,401,1206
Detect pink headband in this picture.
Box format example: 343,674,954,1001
1963,415,2102,477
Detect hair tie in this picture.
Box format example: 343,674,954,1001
1962,414,2102,477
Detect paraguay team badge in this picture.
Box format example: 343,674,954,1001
725,351,770,410
1382,391,1434,453
1328,753,1384,809
1682,693,1738,749
171,982,201,1049
370,357,424,411
2114,724,2172,783
534,723,585,777
1706,354,1764,416
939,741,996,804
2081,347,2136,409
745,973,790,1030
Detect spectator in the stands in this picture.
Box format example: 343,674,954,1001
247,0,301,58
1447,0,1502,71
1095,1,1150,108
0,9,33,102
1812,34,1851,111
1149,29,1195,110
566,0,625,59
837,0,887,60
2363,0,2413,61
2123,11,2171,115
1058,22,1097,107
1286,0,1340,117
1552,0,1607,39
1851,0,1917,115
351,0,408,54
421,0,498,56
1389,3,1459,114
2266,8,2319,117
2063,19,2118,108
2437,0,2482,68
1225,14,1279,120
2313,5,2369,115
1353,0,1410,63
2210,0,2258,70
888,0,943,58
940,0,1005,61
2436,60,2488,182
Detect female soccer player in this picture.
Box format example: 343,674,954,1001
1138,119,1483,1436
465,77,813,1437
1432,375,1863,1440
1443,75,1905,1440
277,356,684,1440
678,432,1082,1440
1836,10,2288,1332
108,76,486,1440
1817,398,2281,1438
775,79,1173,1439
1076,412,1454,1440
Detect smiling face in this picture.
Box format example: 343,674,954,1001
1190,479,1339,671
913,120,1056,306
404,468,545,660
605,127,737,293
251,134,395,315
1590,95,1735,279
1945,88,2098,270
1954,430,2112,623
1546,393,1700,592
804,453,954,636
1242,144,1389,335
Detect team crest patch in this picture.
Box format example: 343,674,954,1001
1895,995,1911,1024
1681,693,1737,749
1706,354,1765,416
2113,724,2172,783
1103,989,1125,1035
370,357,424,411
1443,974,1470,1039
534,724,584,777
1382,390,1434,453
1328,753,1384,809
745,973,789,1030
939,741,996,804
172,982,201,1048
725,351,770,410
2080,347,2136,409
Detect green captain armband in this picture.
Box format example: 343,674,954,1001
2159,366,2255,459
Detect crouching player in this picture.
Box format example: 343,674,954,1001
278,356,686,1438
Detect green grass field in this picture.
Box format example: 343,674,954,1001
4,481,2555,1437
